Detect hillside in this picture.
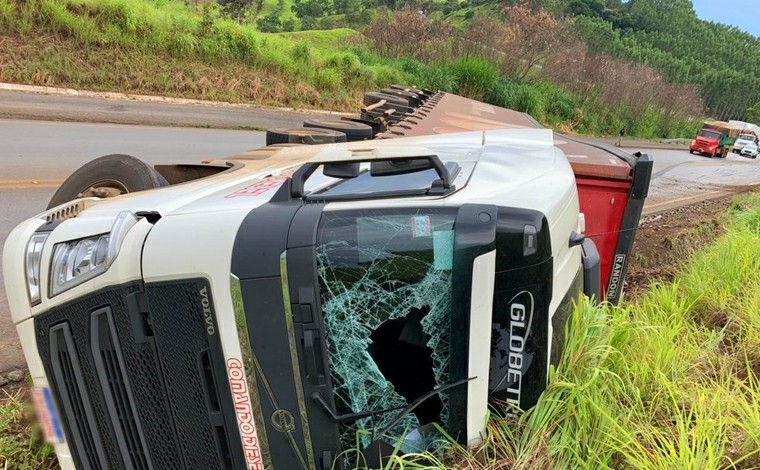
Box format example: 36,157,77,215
245,0,760,123
565,0,760,122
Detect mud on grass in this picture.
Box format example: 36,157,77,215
625,197,733,299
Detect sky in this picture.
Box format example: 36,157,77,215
692,0,760,37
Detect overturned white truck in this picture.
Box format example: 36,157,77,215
3,88,651,469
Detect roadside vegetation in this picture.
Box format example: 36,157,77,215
239,0,760,125
0,386,58,470
0,0,395,109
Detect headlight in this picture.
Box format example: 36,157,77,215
50,211,139,297
25,233,49,305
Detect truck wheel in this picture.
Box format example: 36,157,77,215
47,154,168,209
302,118,373,141
363,92,412,109
380,88,423,106
265,127,347,145
689,149,694,154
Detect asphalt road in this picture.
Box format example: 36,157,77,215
2,119,760,373
0,89,315,129
644,148,760,213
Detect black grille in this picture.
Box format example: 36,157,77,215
35,281,245,470
49,323,107,469
146,282,230,469
91,307,151,470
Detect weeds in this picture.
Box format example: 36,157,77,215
0,387,58,470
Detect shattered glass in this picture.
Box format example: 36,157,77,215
316,209,459,449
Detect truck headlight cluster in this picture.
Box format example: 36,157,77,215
48,211,139,297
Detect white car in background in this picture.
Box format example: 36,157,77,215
740,143,758,159
733,133,758,153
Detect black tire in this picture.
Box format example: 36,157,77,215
47,154,168,209
380,88,422,105
303,118,373,141
365,101,413,116
360,110,403,123
689,149,694,154
265,127,347,146
390,84,426,95
363,92,411,108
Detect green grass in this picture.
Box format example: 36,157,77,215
260,0,296,22
274,28,360,50
0,0,394,110
0,387,58,470
384,191,760,469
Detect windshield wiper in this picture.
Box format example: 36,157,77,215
310,377,474,428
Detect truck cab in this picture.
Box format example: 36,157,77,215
3,90,652,470
690,121,740,158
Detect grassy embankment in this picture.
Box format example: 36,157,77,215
3,192,759,468
0,0,396,109
0,0,696,138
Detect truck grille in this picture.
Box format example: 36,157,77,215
91,307,151,469
49,323,108,469
35,281,244,470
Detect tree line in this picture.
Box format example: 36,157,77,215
217,0,759,122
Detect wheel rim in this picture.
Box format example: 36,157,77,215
76,179,130,198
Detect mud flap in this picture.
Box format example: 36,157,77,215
582,238,601,303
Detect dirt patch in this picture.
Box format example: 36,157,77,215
625,196,733,300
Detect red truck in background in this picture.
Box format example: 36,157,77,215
689,121,740,158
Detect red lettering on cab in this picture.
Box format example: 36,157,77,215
227,357,265,470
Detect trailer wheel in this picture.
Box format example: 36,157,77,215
47,154,168,209
380,88,423,106
265,128,347,145
363,92,412,109
390,84,426,95
302,118,373,141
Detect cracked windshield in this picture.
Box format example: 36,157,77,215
317,209,457,450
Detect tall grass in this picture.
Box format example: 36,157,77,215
387,191,760,469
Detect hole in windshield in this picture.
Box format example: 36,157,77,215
369,307,443,426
